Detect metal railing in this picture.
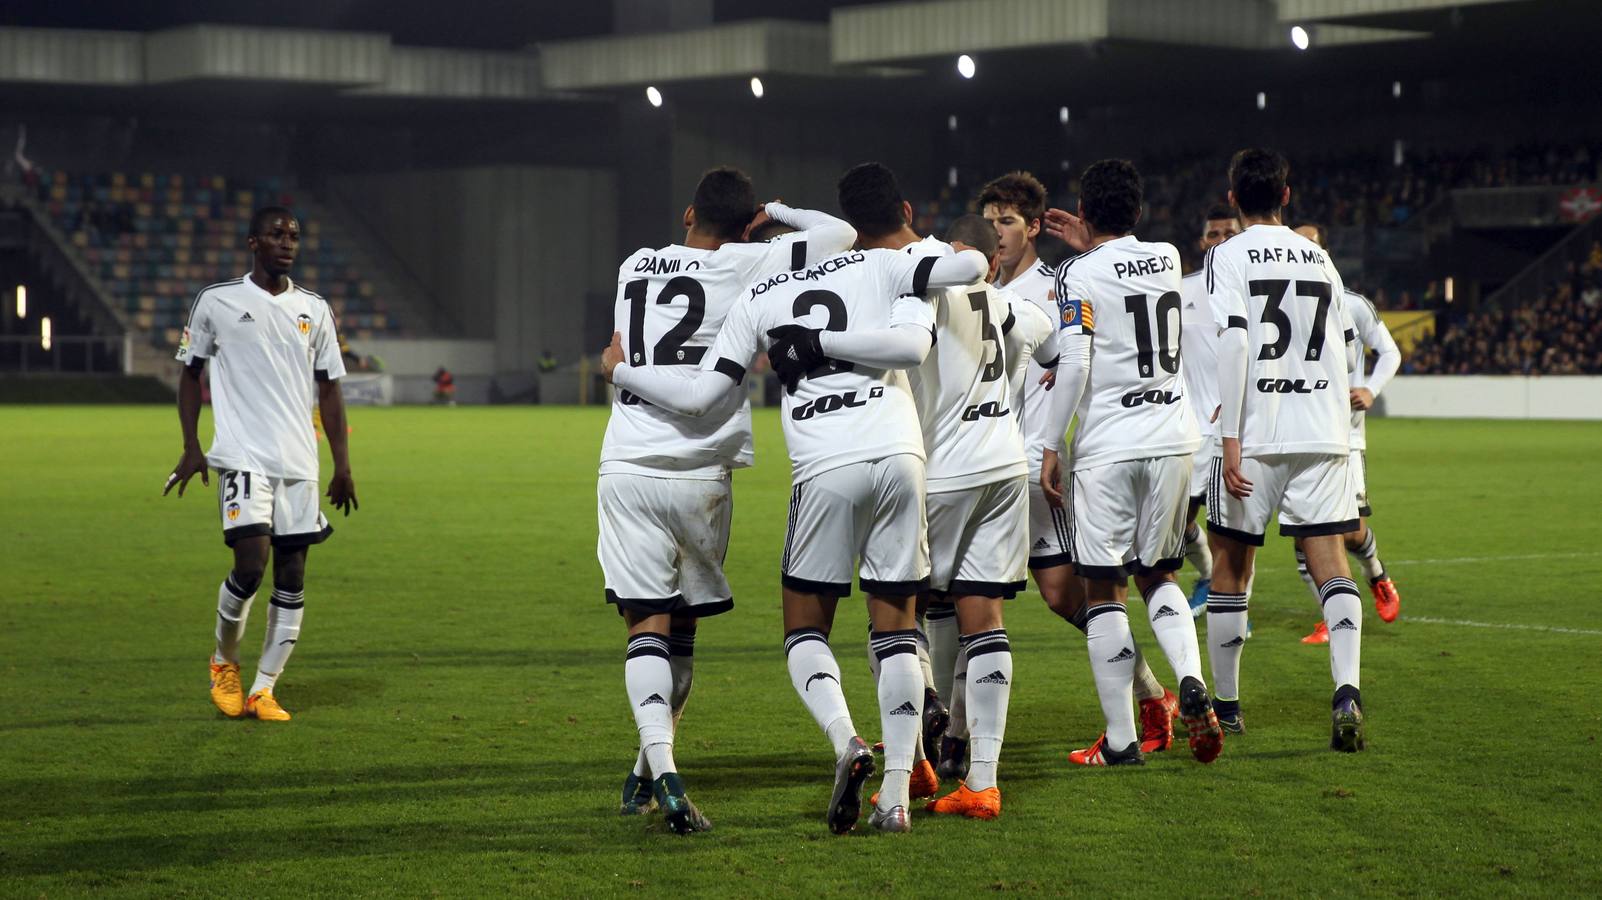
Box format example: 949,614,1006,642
1482,215,1602,311
0,334,128,373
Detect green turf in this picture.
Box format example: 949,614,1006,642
2,406,1600,897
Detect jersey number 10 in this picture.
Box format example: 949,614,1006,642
1123,291,1182,377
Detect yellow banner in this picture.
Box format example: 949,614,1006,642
1380,311,1436,354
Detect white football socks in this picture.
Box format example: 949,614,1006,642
870,629,921,810
926,605,959,703
1205,588,1250,702
1351,529,1385,581
1319,577,1363,690
1085,604,1138,750
633,630,695,779
785,628,856,757
250,587,303,695
946,639,970,740
213,573,256,665
960,629,1012,792
1131,643,1164,702
1143,580,1205,684
624,633,677,777
1294,548,1322,607
1184,523,1214,580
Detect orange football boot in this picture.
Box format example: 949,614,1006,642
1138,689,1178,752
926,784,1000,820
1301,621,1330,644
908,759,940,800
1067,734,1144,766
1372,577,1400,623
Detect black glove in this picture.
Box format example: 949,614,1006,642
766,325,826,394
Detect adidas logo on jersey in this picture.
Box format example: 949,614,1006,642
1106,647,1135,663
1152,605,1180,620
1332,618,1358,631
1032,538,1050,551
1220,636,1246,648
975,670,1009,686
638,693,668,707
804,672,839,692
238,312,255,323
889,700,919,716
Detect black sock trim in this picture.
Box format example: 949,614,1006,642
961,628,1011,659
1084,603,1127,622
626,633,671,660
783,627,829,655
869,629,920,660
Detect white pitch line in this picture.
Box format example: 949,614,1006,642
1389,551,1600,566
1400,615,1602,637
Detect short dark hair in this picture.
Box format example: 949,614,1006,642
1229,148,1290,217
1298,222,1329,249
837,162,907,238
1078,159,1142,235
250,206,296,237
945,213,999,259
977,171,1046,226
748,219,796,243
692,166,757,241
1204,204,1239,225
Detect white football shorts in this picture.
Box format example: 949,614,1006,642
1069,454,1192,580
597,472,734,617
1351,450,1371,517
1189,444,1216,503
1027,478,1073,569
928,476,1029,598
1206,452,1360,546
781,454,930,597
217,468,331,549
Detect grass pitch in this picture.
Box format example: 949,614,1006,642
2,405,1600,897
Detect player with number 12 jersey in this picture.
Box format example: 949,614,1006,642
597,167,856,835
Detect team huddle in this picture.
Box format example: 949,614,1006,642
158,149,1401,839
596,150,1404,835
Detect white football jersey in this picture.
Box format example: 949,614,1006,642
707,250,937,483
175,275,346,481
600,230,838,479
1343,289,1398,450
996,259,1062,474
897,238,1034,491
1054,236,1201,471
1206,224,1352,457
1178,269,1220,448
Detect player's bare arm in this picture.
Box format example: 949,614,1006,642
318,379,358,515
165,363,209,497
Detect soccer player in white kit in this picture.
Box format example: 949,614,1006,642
1289,224,1403,644
1034,161,1225,767
1204,149,1368,751
597,167,857,833
167,206,357,724
1179,206,1242,616
985,172,1184,767
603,168,986,833
816,209,1057,820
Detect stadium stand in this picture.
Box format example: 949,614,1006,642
27,169,410,348
1402,242,1602,376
